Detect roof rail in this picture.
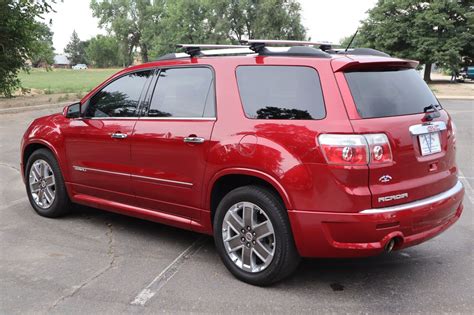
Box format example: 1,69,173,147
176,44,249,57
154,41,388,61
240,39,338,53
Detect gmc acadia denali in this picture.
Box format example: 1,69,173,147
21,40,465,285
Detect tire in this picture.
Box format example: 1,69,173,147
213,185,300,286
25,148,72,218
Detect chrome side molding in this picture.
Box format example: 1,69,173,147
71,165,193,187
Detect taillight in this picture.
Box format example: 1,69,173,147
365,134,392,164
318,133,392,166
451,121,457,144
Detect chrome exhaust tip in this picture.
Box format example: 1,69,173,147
385,239,396,253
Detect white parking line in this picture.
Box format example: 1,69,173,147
459,170,474,205
130,236,206,306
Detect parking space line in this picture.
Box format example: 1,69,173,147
130,236,207,306
459,170,474,205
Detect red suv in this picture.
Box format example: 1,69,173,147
21,41,464,285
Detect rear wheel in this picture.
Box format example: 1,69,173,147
213,185,300,285
25,149,72,218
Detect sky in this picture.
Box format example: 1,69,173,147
45,0,378,54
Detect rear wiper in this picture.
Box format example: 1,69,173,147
423,104,441,121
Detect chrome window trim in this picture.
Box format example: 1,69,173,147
72,166,193,187
82,117,139,120
360,180,463,214
138,117,216,121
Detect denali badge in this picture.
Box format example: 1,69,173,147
378,193,408,203
73,165,87,172
379,175,392,183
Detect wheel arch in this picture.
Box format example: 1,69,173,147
207,168,293,224
22,140,65,181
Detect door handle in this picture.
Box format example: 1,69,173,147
183,136,205,144
111,132,128,139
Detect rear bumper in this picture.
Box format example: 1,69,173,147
288,181,464,258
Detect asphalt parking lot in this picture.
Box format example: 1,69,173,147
1,100,473,314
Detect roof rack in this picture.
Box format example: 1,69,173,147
155,40,389,61
176,44,249,57
240,39,338,53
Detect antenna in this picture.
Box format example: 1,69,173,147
345,29,359,52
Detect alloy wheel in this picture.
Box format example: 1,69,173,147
222,201,276,273
29,159,56,209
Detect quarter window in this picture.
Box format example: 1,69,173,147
148,67,215,118
84,70,152,118
236,66,326,120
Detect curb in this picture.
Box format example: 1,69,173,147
436,95,474,100
0,100,79,115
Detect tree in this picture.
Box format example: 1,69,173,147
86,35,121,67
353,0,474,82
91,0,307,62
64,30,88,65
151,0,307,57
90,0,161,65
0,0,57,97
30,22,55,67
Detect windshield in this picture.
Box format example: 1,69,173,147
345,68,440,118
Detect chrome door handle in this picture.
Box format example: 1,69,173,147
111,132,128,139
183,136,205,144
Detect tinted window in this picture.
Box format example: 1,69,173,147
236,66,326,120
148,67,215,117
345,69,440,118
84,71,152,118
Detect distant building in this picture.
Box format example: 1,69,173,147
53,54,71,68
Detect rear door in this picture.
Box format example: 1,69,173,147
131,67,216,220
337,67,457,208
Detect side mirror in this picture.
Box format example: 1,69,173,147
64,102,81,118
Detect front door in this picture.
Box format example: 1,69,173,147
131,67,216,219
64,70,153,205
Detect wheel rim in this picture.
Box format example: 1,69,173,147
29,159,56,209
222,201,276,273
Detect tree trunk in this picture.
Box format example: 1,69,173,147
140,44,148,63
423,63,432,82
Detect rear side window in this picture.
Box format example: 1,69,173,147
148,67,215,118
345,69,440,118
236,66,326,120
85,70,152,118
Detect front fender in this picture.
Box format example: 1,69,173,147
21,114,69,182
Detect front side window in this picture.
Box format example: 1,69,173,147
84,70,152,118
236,66,326,120
148,67,215,118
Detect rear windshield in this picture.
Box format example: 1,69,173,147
345,69,440,118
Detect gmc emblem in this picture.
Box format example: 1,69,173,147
378,193,408,203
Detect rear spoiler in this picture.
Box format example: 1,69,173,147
331,57,419,72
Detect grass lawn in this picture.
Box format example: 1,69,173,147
18,68,121,94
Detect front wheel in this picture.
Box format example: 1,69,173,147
213,185,300,286
25,148,72,218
